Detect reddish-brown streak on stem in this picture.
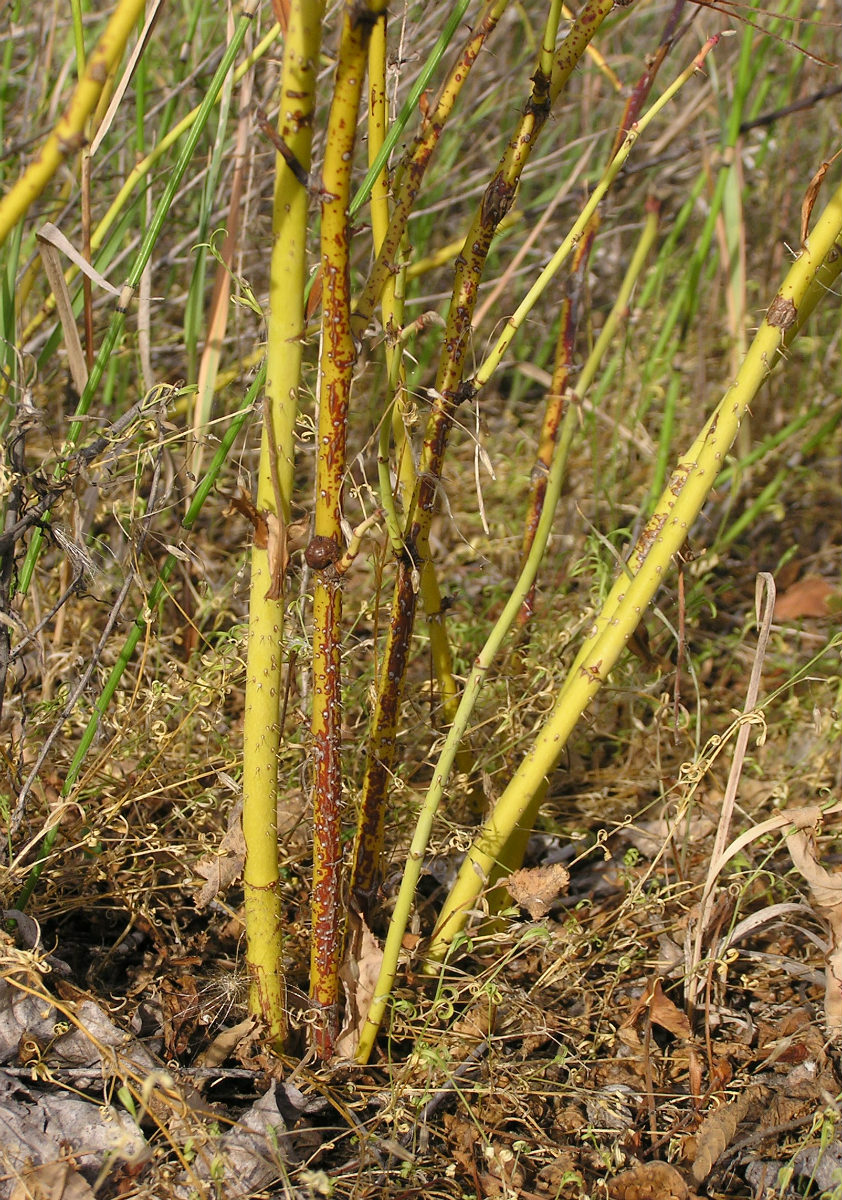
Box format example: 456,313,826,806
352,0,507,335
612,0,686,158
517,224,594,627
309,0,380,1061
350,558,418,907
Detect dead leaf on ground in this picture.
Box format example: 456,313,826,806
0,1075,147,1200
195,1017,258,1070
792,1140,842,1191
622,810,717,859
785,823,842,1034
608,1159,692,1200
774,576,835,620
506,862,570,919
479,1139,525,1195
621,978,691,1042
451,998,495,1056
691,1087,762,1183
335,914,384,1059
0,976,158,1081
159,970,200,1058
10,1161,96,1200
173,1084,296,1199
442,1111,478,1175
194,799,247,908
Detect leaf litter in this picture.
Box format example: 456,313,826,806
5,555,842,1198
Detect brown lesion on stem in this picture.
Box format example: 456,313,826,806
308,0,386,1061
350,554,419,911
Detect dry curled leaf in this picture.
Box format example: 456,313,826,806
801,155,836,246
774,576,835,620
623,978,692,1041
785,825,842,1034
10,1161,96,1200
193,800,246,908
336,915,383,1059
506,862,569,918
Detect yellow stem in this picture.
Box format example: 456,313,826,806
242,0,323,1051
0,0,146,248
427,182,842,964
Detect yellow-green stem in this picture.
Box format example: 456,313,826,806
426,181,842,965
242,0,323,1050
354,346,583,1062
0,0,146,248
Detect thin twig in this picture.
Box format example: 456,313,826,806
0,388,175,557
254,104,310,188
688,573,777,1004
0,401,27,724
8,431,167,840
10,569,88,661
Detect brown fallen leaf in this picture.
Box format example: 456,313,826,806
774,576,834,620
10,1162,96,1200
506,862,570,919
193,800,246,909
608,1159,691,1200
691,1087,761,1184
785,823,842,1034
479,1140,525,1196
195,1017,258,1071
649,978,692,1039
336,914,384,1059
621,978,691,1041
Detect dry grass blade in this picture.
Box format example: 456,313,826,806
689,572,776,996
35,232,88,395
89,0,166,156
785,822,842,1034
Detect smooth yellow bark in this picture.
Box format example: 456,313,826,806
0,0,146,248
242,0,324,1049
